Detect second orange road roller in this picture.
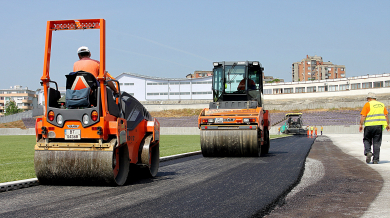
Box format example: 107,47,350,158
198,61,270,157
34,19,160,186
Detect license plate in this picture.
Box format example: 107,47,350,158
215,118,223,123
65,129,81,140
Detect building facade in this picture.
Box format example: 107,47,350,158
292,55,346,82
0,85,37,116
116,73,213,101
265,73,389,97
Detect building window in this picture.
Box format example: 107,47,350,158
124,83,134,86
264,89,272,95
147,82,168,85
295,87,305,93
385,81,390,87
339,84,348,91
147,93,159,96
362,82,372,89
373,81,383,88
169,92,190,95
307,86,316,93
318,86,326,92
192,92,212,95
284,88,293,93
329,85,338,92
273,89,283,94
193,81,212,84
351,83,361,90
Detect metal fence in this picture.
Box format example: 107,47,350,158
0,107,43,124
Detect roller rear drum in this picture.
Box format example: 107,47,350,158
200,129,260,157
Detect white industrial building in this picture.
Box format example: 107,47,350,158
116,73,212,101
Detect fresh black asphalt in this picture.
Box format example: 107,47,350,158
0,136,315,218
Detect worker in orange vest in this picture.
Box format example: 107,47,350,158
307,126,310,136
310,126,314,136
278,127,281,135
321,126,323,135
315,126,318,136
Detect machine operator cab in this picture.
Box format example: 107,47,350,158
212,61,264,108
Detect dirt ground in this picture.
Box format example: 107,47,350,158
0,120,26,129
264,136,383,217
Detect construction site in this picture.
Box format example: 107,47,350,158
1,16,390,217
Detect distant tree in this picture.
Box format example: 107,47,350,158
266,78,281,83
5,100,23,116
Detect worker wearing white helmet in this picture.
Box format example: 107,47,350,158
73,46,100,77
73,46,117,93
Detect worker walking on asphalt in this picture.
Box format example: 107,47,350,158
359,92,390,164
321,126,323,135
315,126,318,136
310,126,314,136
307,126,310,136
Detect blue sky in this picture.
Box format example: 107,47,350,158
1,0,389,90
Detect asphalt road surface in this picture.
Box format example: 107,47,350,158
0,136,315,218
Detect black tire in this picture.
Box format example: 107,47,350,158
261,128,270,155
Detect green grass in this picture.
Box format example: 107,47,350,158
0,134,286,183
160,135,201,157
0,135,36,183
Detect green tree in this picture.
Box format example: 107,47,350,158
5,100,23,116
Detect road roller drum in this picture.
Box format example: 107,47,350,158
201,129,260,157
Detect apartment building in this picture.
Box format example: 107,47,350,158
186,71,213,78
292,55,346,82
0,85,38,116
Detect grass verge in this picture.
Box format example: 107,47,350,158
0,135,36,183
0,134,287,183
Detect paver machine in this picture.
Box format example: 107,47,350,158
34,19,160,186
281,113,306,134
198,61,270,157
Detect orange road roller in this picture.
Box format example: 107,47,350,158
34,19,160,185
198,61,270,157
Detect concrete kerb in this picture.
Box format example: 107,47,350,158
0,178,39,192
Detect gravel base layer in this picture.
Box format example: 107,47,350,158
154,116,198,127
265,135,383,217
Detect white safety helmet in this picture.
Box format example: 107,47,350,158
367,92,376,99
77,46,90,54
